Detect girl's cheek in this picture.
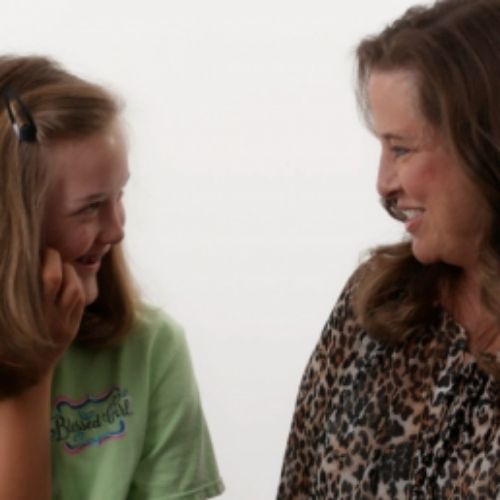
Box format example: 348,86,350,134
55,225,95,261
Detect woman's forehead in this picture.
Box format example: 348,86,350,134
367,70,427,136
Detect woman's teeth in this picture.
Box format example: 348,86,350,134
402,209,422,221
381,198,423,222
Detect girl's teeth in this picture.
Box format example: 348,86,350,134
80,256,98,264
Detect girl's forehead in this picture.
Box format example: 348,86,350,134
42,127,129,204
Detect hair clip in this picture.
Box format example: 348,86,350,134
3,87,37,143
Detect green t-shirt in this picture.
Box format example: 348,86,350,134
50,306,224,500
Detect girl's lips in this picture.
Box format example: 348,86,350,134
75,259,102,273
75,252,107,272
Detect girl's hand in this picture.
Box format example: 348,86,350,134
0,249,86,500
41,248,86,366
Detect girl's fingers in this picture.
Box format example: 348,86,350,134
59,263,85,309
40,248,64,302
40,249,86,350
60,263,86,333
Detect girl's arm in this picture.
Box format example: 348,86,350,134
0,370,54,500
0,249,85,500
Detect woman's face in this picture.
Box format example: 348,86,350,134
367,70,490,271
42,121,129,305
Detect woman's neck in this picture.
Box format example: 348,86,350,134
442,270,500,353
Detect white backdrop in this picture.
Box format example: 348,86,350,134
1,1,427,498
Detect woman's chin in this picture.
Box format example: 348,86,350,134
410,240,439,265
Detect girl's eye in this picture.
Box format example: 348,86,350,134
391,146,410,158
79,202,101,215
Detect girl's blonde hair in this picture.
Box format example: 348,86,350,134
0,55,138,397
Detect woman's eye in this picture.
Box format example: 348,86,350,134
391,146,410,158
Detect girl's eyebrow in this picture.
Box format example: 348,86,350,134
74,193,106,204
73,173,130,204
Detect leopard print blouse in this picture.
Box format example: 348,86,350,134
278,281,500,499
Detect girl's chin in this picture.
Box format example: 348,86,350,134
79,276,99,305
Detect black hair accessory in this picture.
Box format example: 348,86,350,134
3,87,37,143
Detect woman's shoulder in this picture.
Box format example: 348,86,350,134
313,270,375,363
322,269,364,336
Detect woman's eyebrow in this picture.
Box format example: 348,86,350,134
380,132,410,141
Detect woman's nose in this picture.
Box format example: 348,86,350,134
376,151,400,199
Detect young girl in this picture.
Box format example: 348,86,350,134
0,55,224,500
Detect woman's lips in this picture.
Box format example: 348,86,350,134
404,210,424,232
382,197,406,221
381,198,424,229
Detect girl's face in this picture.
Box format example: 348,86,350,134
42,121,129,305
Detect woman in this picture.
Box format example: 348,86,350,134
279,0,500,497
0,56,224,500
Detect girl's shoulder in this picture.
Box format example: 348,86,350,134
119,304,191,364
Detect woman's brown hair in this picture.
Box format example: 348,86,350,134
0,55,138,397
353,0,500,345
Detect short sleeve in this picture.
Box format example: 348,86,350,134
127,312,224,500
